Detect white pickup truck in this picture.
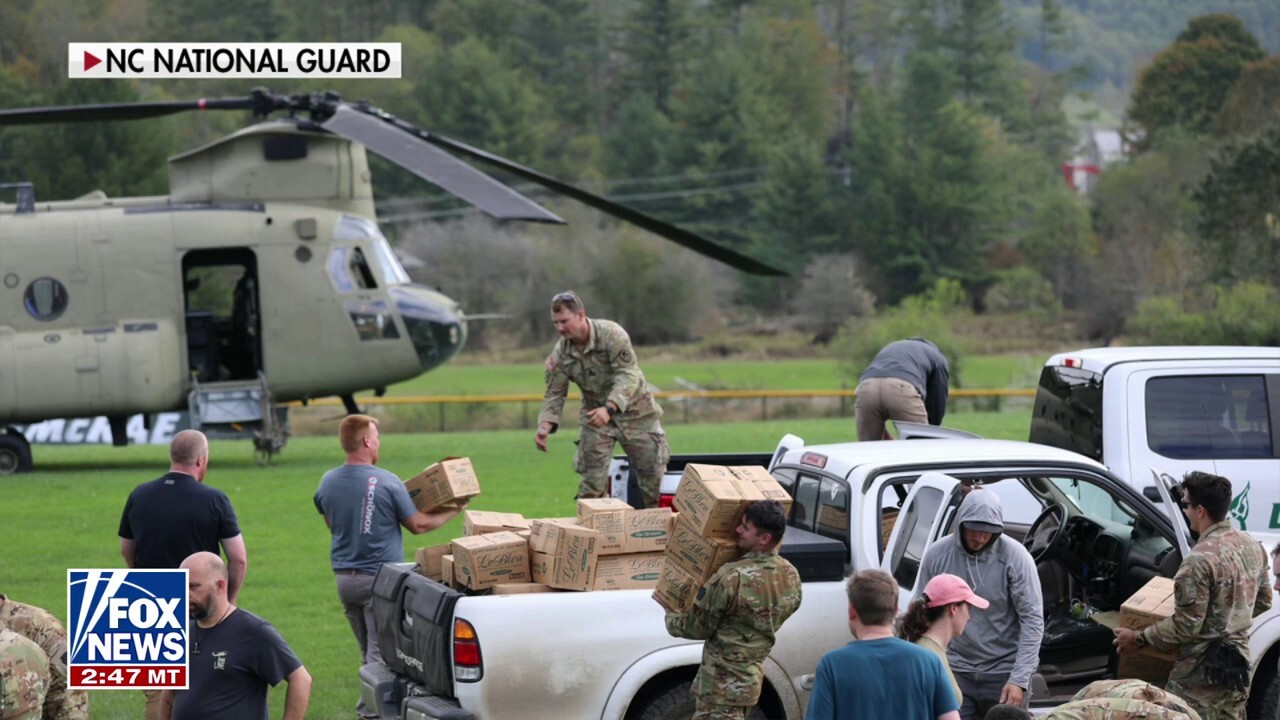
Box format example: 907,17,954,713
359,433,1280,720
1028,346,1280,531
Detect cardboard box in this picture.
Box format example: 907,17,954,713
441,554,455,588
653,561,701,613
528,520,600,591
463,510,530,536
623,509,677,553
577,499,630,555
528,519,599,555
593,552,666,591
664,515,740,581
880,508,900,549
673,464,766,538
577,498,631,526
451,532,529,591
728,466,793,516
492,583,556,595
414,543,450,580
404,457,481,512
1119,577,1178,661
530,548,597,592
1091,578,1180,684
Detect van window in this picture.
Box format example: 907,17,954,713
1030,366,1103,461
1146,375,1272,459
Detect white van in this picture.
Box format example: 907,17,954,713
1029,346,1280,532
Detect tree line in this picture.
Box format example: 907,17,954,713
0,0,1277,348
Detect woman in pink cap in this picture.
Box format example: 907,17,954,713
898,573,990,709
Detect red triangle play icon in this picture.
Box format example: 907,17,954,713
84,51,101,71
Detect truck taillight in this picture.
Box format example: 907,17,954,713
658,493,675,509
454,618,482,682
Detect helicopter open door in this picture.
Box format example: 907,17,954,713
182,248,262,382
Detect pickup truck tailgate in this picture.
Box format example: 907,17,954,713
372,563,462,694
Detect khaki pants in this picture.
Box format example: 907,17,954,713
855,377,928,441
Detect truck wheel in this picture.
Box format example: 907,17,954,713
633,685,770,720
0,432,32,474
1251,664,1280,720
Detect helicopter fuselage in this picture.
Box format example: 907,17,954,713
0,195,464,425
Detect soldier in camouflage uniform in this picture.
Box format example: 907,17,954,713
1114,472,1271,720
0,595,88,720
0,628,49,720
535,291,669,508
1070,679,1199,718
664,501,802,719
986,695,1199,720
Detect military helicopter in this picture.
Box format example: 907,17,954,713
0,88,782,473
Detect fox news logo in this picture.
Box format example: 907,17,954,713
67,570,188,689
68,42,401,79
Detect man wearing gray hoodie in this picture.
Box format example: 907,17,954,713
914,488,1044,720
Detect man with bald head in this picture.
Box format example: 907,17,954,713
119,430,248,720
160,552,310,720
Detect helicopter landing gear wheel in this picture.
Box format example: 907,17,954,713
0,430,33,474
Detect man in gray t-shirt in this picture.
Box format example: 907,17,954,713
314,414,462,720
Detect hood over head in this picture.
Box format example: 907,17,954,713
956,488,1004,554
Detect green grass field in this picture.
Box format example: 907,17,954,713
2,411,1029,718
385,353,1045,397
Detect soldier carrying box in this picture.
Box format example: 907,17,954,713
663,500,802,719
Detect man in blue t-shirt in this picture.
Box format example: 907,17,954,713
163,552,310,720
313,414,462,720
807,569,960,720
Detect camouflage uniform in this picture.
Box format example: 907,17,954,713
1045,696,1198,719
1137,520,1271,720
0,628,49,720
0,595,88,720
1071,680,1200,719
664,549,803,719
538,318,669,507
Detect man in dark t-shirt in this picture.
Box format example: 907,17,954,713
161,552,310,720
118,430,247,600
119,430,248,720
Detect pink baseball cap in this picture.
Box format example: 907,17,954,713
922,574,989,609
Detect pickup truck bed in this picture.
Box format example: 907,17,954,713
364,525,846,720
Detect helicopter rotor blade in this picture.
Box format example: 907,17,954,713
321,105,563,224
0,96,270,125
423,134,785,277
347,105,787,277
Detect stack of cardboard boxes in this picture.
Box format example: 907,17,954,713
417,497,677,595
406,458,789,602
653,465,792,612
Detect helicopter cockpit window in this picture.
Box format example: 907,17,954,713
326,247,355,293
367,238,411,286
326,246,378,291
345,299,400,341
24,277,68,321
334,215,410,286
